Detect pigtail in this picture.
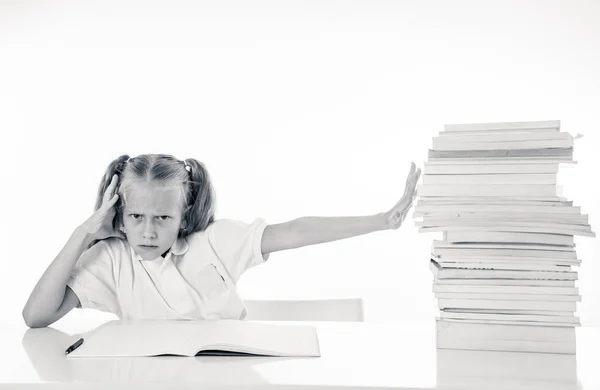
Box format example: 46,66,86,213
180,158,216,237
85,154,130,250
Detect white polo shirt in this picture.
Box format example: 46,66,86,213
67,218,270,320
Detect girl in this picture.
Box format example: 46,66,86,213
22,154,421,328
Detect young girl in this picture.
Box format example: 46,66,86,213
22,154,421,328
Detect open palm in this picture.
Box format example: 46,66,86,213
384,162,421,230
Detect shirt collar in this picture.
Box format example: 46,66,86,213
129,236,189,262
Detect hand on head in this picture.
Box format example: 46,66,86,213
382,161,421,230
80,174,127,241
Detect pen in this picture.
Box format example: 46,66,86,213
65,338,84,355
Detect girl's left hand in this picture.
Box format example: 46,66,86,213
383,162,421,230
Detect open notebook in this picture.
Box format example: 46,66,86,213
66,320,320,358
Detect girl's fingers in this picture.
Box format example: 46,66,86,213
101,193,119,211
103,175,115,203
403,173,415,198
393,164,420,216
108,194,119,211
405,165,420,194
405,163,415,186
399,189,418,213
400,181,418,208
412,168,421,185
110,175,118,193
404,179,418,200
407,169,421,196
103,175,119,205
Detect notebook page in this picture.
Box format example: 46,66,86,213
67,320,320,358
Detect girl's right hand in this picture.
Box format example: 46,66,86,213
80,174,126,242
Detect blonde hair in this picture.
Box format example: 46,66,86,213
86,154,216,249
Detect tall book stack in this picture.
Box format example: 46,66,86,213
414,120,595,354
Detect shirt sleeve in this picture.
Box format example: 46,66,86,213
66,239,120,315
207,218,270,283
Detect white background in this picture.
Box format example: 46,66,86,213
0,0,598,331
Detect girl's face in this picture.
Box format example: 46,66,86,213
122,181,185,260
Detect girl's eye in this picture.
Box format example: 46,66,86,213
130,214,169,221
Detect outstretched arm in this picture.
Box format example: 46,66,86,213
261,162,421,255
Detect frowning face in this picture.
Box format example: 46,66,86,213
122,182,185,260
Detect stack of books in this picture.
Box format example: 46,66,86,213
414,120,595,354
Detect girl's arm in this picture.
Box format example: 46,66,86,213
261,162,421,255
22,227,91,328
23,174,122,328
262,213,388,254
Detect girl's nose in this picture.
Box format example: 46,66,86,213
142,220,157,238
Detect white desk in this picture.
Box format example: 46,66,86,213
2,318,599,390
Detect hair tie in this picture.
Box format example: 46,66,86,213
185,164,191,173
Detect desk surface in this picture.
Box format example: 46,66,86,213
1,317,599,390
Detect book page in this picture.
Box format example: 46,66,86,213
67,320,320,358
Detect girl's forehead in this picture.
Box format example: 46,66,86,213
124,182,182,211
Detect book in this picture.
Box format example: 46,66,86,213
419,196,569,202
434,255,579,265
438,310,579,324
427,157,575,163
417,210,582,219
418,213,588,224
436,345,578,384
436,298,576,312
438,318,578,328
66,320,321,358
443,231,575,246
431,247,577,259
430,260,578,280
443,120,561,132
433,130,571,143
418,198,572,205
419,219,590,230
433,284,579,295
442,308,575,316
435,259,580,268
433,262,576,272
431,255,578,268
425,158,568,165
432,139,573,151
437,318,575,341
422,225,595,237
423,163,559,174
434,260,580,268
417,184,560,197
428,148,573,159
434,292,581,302
434,278,576,287
435,254,580,262
437,337,576,354
416,202,581,211
431,240,576,251
422,173,557,185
